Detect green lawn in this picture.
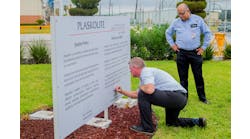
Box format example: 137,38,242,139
20,60,231,138
20,64,53,114
144,61,231,139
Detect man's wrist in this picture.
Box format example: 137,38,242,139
120,88,124,94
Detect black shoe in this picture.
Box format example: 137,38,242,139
198,118,207,127
130,125,154,135
201,100,209,104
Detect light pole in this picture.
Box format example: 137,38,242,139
109,0,112,16
99,2,102,15
223,0,228,32
135,0,138,25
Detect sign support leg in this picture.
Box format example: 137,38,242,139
104,109,108,120
86,108,112,129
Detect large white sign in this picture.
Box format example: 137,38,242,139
51,16,131,139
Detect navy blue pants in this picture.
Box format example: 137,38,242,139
176,49,207,101
138,89,198,131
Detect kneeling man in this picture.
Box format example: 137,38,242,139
115,57,206,135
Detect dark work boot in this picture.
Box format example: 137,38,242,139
192,118,207,127
198,118,207,127
130,125,154,135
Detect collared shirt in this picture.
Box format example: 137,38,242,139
166,14,212,50
139,67,187,93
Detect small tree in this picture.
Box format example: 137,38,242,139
69,0,100,16
177,0,207,19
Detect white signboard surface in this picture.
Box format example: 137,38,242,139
51,16,130,139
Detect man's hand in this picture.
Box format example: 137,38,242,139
114,86,138,98
115,86,123,94
196,47,204,55
172,44,180,52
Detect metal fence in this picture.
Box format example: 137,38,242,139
113,8,177,27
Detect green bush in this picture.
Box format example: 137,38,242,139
177,1,207,11
147,25,171,60
69,0,100,16
130,24,172,60
223,43,231,59
131,45,151,59
36,19,45,25
69,8,98,16
203,45,214,60
131,27,148,59
166,46,176,60
28,40,50,64
177,0,207,19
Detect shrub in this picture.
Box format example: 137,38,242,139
131,27,150,59
146,25,170,60
177,1,207,12
223,43,231,59
69,0,100,16
131,45,151,59
36,19,45,25
28,40,50,64
166,46,176,60
177,0,207,19
130,24,172,60
203,45,214,60
69,8,98,16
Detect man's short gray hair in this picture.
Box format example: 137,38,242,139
178,3,190,12
129,57,145,68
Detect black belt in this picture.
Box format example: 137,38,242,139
179,48,198,52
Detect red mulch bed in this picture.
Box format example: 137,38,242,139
21,105,158,139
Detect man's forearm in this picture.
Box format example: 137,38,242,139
140,84,155,94
120,90,138,98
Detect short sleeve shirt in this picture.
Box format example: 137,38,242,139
139,67,187,93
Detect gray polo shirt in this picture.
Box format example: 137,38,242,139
139,67,187,93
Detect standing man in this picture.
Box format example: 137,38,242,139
115,57,206,135
165,3,212,104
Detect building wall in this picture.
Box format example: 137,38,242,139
20,0,43,15
20,0,43,24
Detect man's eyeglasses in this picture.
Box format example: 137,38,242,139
178,10,186,16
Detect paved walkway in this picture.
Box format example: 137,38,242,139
20,34,51,42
